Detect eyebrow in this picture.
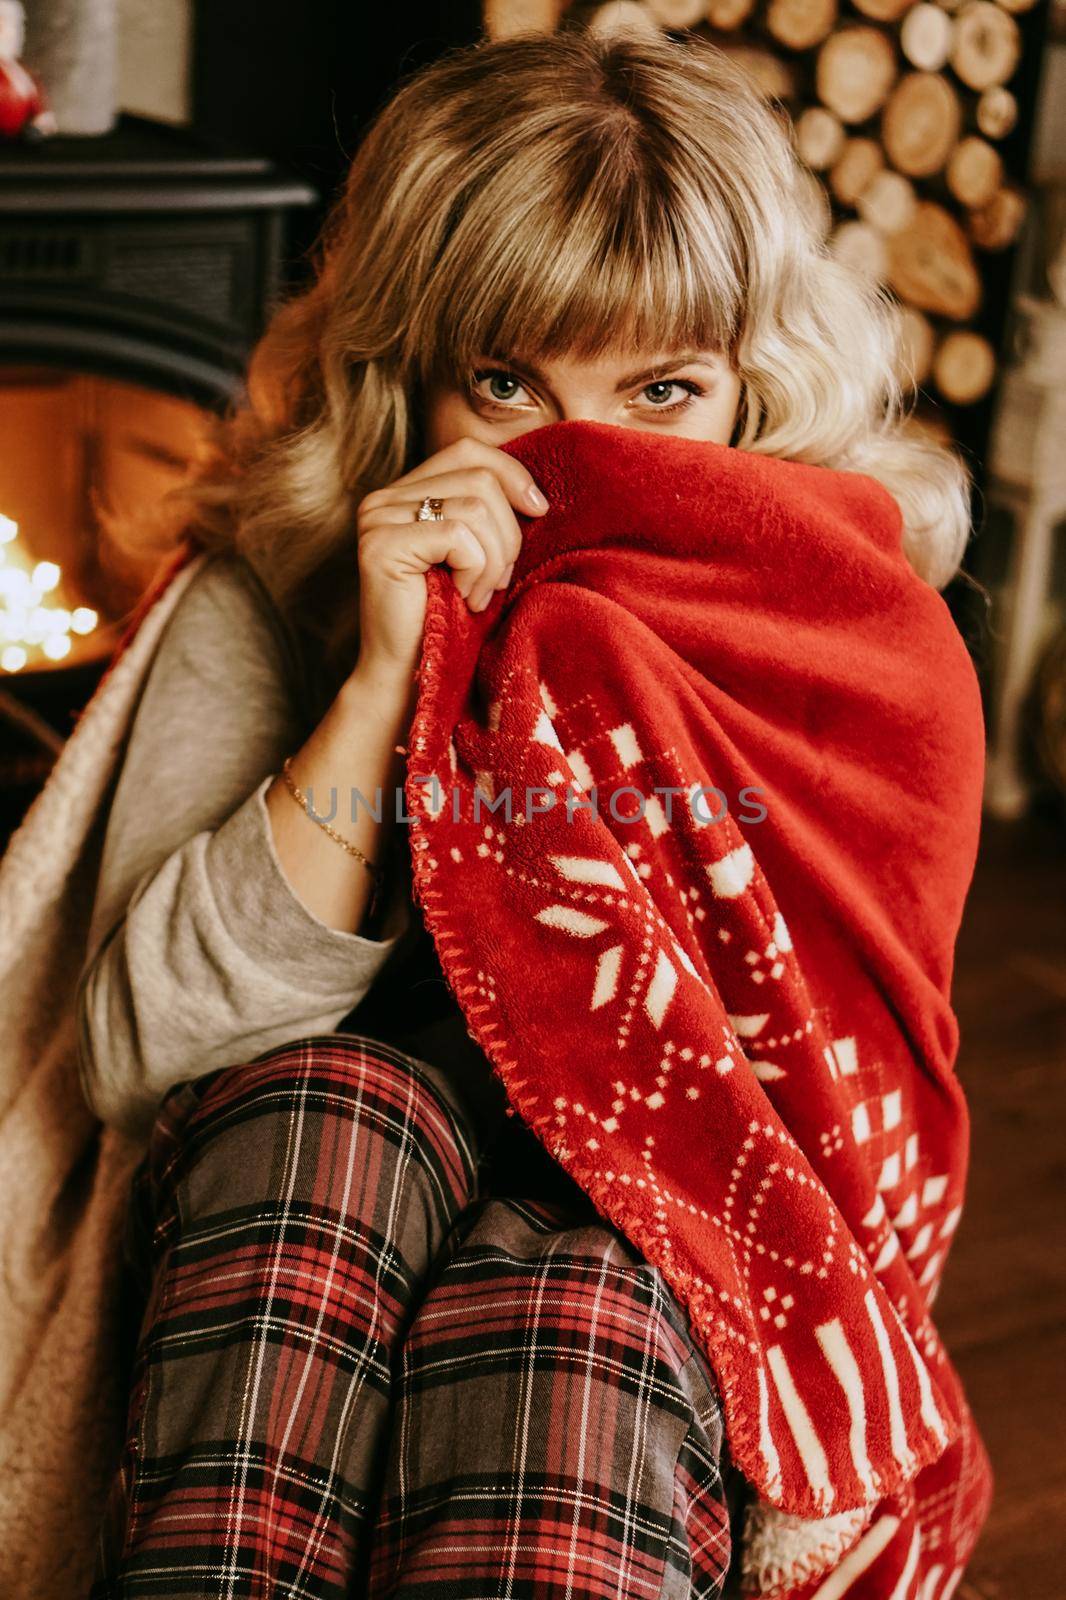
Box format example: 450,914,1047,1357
481,350,721,392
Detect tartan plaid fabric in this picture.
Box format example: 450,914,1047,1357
89,1034,733,1598
367,1190,733,1599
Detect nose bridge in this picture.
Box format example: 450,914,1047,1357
539,361,621,421
559,405,609,423
554,386,614,423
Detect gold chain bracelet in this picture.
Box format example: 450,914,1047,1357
280,756,384,921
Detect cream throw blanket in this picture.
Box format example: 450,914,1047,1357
0,550,207,1597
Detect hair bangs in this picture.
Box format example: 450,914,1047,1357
413,160,742,391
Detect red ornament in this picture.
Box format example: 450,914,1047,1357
0,2,55,140
0,56,46,139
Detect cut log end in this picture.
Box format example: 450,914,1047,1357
705,0,759,26
946,136,1004,208
829,137,885,205
484,0,570,35
882,71,963,179
932,328,997,402
886,200,982,319
976,85,1018,140
767,0,839,49
644,0,706,26
586,1,661,36
817,26,899,123
900,3,954,71
950,1,1021,91
830,218,890,283
968,185,1027,250
795,105,846,169
857,169,919,234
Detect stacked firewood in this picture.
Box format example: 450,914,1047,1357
485,0,1039,414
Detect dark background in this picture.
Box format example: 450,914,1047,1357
192,0,484,263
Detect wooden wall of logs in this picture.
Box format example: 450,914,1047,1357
484,0,1044,424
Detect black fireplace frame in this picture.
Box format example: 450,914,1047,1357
0,116,318,843
0,114,317,410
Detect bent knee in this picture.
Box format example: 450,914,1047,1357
436,1196,697,1373
170,1033,478,1211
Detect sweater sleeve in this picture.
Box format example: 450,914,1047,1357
75,550,412,1139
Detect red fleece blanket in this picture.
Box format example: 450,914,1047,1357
402,419,993,1597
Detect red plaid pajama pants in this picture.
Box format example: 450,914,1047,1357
90,1034,736,1598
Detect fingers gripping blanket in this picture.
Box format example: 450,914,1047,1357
402,420,993,1597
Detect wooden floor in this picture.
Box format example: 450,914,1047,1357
935,797,1066,1600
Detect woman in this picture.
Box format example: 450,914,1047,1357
82,25,972,1599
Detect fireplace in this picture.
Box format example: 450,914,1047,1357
0,114,316,846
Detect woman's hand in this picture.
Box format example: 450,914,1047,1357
355,435,550,684
266,437,549,940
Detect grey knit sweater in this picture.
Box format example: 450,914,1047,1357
74,549,417,1139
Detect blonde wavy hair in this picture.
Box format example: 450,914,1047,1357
137,26,975,690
